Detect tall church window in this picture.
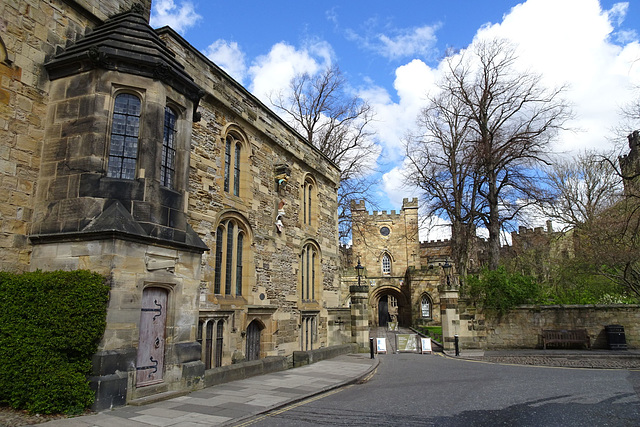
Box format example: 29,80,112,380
214,226,223,294
107,93,141,179
382,253,391,275
224,134,243,197
302,175,316,226
421,295,431,318
301,243,318,300
214,219,246,296
160,106,177,189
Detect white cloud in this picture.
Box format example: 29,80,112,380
248,41,333,106
371,0,640,210
149,0,201,34
347,24,441,61
608,2,628,26
204,40,247,84
361,59,438,163
472,0,640,154
381,164,415,208
377,25,440,60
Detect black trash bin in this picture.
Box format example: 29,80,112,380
605,325,627,350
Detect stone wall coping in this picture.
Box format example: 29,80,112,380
513,304,640,310
293,343,358,368
203,356,288,388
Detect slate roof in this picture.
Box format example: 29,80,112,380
45,6,202,102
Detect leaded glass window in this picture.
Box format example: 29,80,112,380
107,94,141,179
161,107,177,189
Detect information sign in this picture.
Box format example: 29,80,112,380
396,334,418,352
421,337,432,353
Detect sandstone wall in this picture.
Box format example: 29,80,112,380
460,304,640,349
157,28,343,357
0,0,150,271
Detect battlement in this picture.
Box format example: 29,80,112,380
420,239,451,247
351,199,367,211
511,220,553,238
402,197,419,209
370,209,402,220
352,197,419,220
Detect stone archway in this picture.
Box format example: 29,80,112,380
370,286,411,327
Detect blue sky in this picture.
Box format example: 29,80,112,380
150,0,640,239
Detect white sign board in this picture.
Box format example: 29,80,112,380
421,337,432,354
376,337,387,354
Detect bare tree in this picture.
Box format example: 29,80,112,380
405,88,483,278
543,150,622,230
445,39,571,270
270,65,377,243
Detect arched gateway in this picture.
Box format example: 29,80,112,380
370,286,411,327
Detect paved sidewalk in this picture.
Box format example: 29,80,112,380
40,354,377,427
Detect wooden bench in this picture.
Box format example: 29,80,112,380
542,329,591,349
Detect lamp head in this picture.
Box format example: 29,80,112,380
355,258,364,278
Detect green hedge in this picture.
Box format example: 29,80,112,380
0,270,109,414
466,267,540,314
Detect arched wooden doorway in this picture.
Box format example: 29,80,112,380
137,287,168,386
246,319,263,361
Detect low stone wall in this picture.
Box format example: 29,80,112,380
327,308,352,346
472,304,640,349
203,356,288,388
293,343,359,368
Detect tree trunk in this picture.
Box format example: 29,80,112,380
487,172,501,270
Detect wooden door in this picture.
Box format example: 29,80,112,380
378,295,389,327
246,320,261,361
136,287,167,386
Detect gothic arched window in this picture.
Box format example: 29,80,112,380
301,243,319,300
107,93,141,179
224,134,243,197
214,219,246,296
421,295,432,318
382,253,391,275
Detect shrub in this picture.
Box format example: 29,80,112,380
466,267,540,314
0,270,108,414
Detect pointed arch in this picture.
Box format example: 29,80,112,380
221,124,250,198
377,250,394,275
246,318,265,361
300,239,322,302
420,293,433,319
301,173,318,227
213,211,253,296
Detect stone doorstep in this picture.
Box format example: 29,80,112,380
128,389,192,406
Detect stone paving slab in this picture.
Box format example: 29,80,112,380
38,354,378,427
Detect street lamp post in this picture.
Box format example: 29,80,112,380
354,258,372,358
441,259,452,287
356,258,364,286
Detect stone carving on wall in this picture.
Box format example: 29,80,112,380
145,253,178,272
275,199,285,233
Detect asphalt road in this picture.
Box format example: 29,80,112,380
237,352,640,426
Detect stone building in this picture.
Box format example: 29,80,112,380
350,198,443,329
1,0,343,409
